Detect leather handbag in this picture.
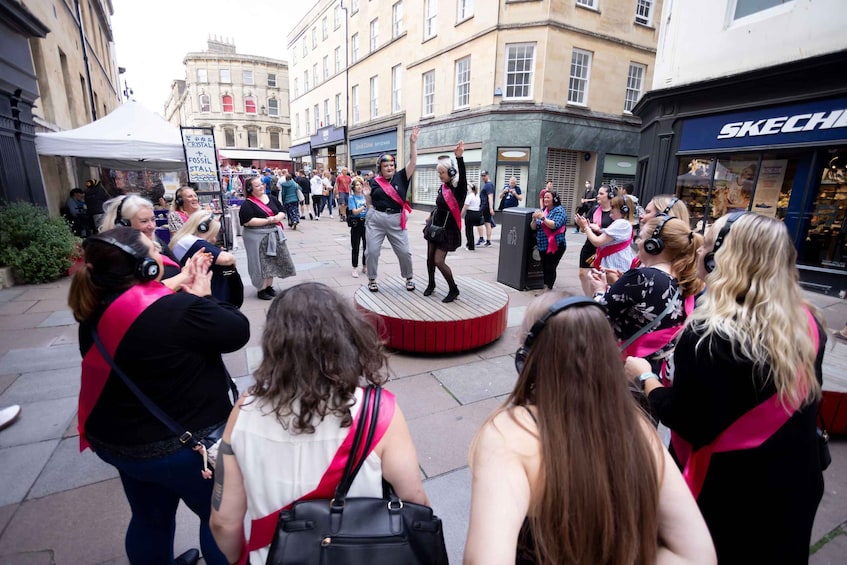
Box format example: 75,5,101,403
424,211,448,244
265,386,449,565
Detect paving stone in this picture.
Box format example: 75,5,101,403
424,466,471,565
0,288,26,303
26,300,72,314
0,374,15,395
0,397,77,449
0,504,18,538
0,367,80,404
387,350,483,380
384,373,460,421
0,345,80,374
433,355,518,405
37,311,76,328
0,550,55,564
28,437,118,499
245,345,263,374
0,441,58,506
0,301,36,316
0,313,51,332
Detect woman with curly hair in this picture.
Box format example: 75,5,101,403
465,292,715,564
209,282,429,564
626,212,826,563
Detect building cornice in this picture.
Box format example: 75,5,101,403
0,0,49,37
183,52,288,67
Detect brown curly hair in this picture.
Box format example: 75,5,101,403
249,282,389,433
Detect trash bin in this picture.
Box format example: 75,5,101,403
496,208,545,291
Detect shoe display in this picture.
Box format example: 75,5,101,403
442,288,460,303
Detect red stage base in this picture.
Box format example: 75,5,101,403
355,274,509,354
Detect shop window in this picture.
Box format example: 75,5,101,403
805,151,847,269
414,166,441,205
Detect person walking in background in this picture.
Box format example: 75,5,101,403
348,176,368,278
363,126,419,293
294,169,312,220
335,166,352,221
462,182,483,251
309,171,324,220
278,173,301,229
478,170,496,247
530,189,567,290
422,141,467,303
320,170,335,218
464,292,716,564
209,282,430,564
498,176,523,211
626,212,826,564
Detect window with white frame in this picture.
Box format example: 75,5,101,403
457,0,473,21
292,47,297,64
352,85,360,123
222,95,233,113
424,0,437,39
351,0,359,14
635,0,653,25
301,37,308,57
324,99,330,127
351,33,359,62
197,69,207,83
624,62,645,113
576,0,598,8
304,70,310,91
268,98,280,117
243,70,254,85
245,96,257,114
370,75,379,118
455,56,471,109
568,48,592,105
370,18,379,52
335,47,342,73
734,0,790,20
269,130,281,149
422,71,435,116
267,73,277,87
505,43,534,99
323,56,329,80
322,16,328,39
247,129,258,148
294,114,300,137
391,64,402,113
293,78,299,98
199,94,210,112
334,4,341,29
314,104,320,130
224,128,235,147
392,1,403,38
313,64,318,86
336,93,342,125
312,27,317,49
305,108,310,133
220,68,231,83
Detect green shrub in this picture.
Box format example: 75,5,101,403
0,201,79,284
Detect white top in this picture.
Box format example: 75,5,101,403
171,234,200,263
309,175,324,195
600,218,636,271
464,192,481,212
232,387,384,563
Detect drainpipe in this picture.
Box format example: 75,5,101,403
74,0,98,119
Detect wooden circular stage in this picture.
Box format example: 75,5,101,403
354,274,509,354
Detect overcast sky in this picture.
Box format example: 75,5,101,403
111,0,313,116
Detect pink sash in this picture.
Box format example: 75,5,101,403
374,176,412,230
594,236,632,268
674,308,820,499
247,196,282,228
541,208,566,254
441,183,462,231
161,255,180,270
78,282,174,451
241,388,396,562
176,210,188,223
623,294,695,360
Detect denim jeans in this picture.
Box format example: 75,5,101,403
96,446,227,565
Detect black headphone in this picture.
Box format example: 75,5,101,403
174,188,185,208
198,214,215,234
515,296,606,374
608,185,617,198
703,211,748,274
620,196,631,217
661,196,680,216
643,215,677,256
115,196,131,227
83,235,160,281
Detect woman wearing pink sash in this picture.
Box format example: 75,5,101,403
422,141,467,302
208,283,429,564
70,228,250,565
575,194,637,278
530,188,568,290
626,213,826,564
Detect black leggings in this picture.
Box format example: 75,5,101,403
426,242,456,290
540,246,566,289
465,210,482,249
351,221,366,267
312,195,323,217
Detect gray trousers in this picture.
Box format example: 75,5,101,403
365,208,413,281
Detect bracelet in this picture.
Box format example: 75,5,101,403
637,372,660,390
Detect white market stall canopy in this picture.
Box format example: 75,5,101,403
35,101,185,171
218,149,291,161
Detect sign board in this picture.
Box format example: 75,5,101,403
181,132,219,183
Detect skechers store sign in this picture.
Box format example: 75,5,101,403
680,97,847,152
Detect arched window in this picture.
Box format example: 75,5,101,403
222,95,233,113
199,94,210,112
245,96,257,114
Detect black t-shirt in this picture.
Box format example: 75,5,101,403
369,169,410,210
480,181,495,211
238,196,284,225
81,291,250,446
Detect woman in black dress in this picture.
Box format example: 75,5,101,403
423,141,467,303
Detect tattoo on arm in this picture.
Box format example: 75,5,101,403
211,440,234,511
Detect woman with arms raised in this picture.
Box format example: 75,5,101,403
465,292,716,565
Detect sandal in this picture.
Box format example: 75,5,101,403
405,279,416,291
368,280,379,292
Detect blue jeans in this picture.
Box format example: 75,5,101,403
96,446,227,565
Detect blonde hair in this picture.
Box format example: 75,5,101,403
688,213,821,408
610,195,636,223
641,216,704,298
169,210,219,250
649,194,691,226
101,195,154,231
436,155,459,188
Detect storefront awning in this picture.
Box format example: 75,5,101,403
288,142,311,158
218,149,290,161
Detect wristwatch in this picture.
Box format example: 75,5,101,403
637,372,660,391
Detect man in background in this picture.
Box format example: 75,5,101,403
478,170,496,247
335,167,352,222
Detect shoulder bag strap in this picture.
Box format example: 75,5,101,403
619,287,680,352
334,385,382,500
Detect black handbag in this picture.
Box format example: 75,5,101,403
818,412,831,471
424,211,448,243
347,215,362,228
266,386,449,565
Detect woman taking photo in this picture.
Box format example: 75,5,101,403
422,141,467,303
530,189,567,291
575,194,636,277
238,175,296,300
348,176,368,278
209,282,430,564
576,184,613,295
464,292,715,564
170,211,243,307
626,212,826,563
168,186,202,234
70,227,250,565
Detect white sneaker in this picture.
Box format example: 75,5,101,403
352,269,359,278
